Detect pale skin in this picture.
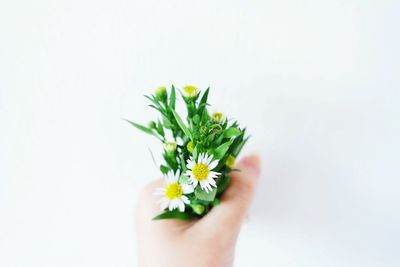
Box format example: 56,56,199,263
136,154,261,267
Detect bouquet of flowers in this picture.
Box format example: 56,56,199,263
126,85,248,220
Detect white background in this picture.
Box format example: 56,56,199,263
1,0,399,266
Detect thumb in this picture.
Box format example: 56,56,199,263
198,154,261,232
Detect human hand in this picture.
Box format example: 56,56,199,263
135,154,261,267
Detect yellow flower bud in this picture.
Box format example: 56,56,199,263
182,85,198,98
226,154,236,167
212,112,224,123
186,141,194,153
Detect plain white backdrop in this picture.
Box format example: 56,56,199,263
1,0,399,266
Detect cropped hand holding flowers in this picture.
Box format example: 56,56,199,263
127,85,249,220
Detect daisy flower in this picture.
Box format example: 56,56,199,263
155,170,193,212
185,152,221,192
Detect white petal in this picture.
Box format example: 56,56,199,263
198,153,204,164
200,181,208,192
182,184,194,194
208,177,217,187
191,178,198,188
186,160,195,169
181,195,190,204
208,160,219,170
171,170,180,182
169,199,178,211
171,172,178,183
209,171,221,178
173,199,181,209
178,201,185,212
160,198,170,210
205,154,213,165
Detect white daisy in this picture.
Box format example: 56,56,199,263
155,170,194,212
185,152,221,192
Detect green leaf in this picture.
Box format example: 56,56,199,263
160,165,169,174
195,186,217,202
192,114,200,124
156,120,165,136
212,198,221,206
152,210,195,221
214,139,234,159
197,87,209,112
223,127,241,138
192,145,198,159
164,152,178,170
170,109,193,140
198,87,210,121
148,104,167,117
217,175,231,194
170,85,176,109
178,153,186,171
144,94,159,106
232,135,250,157
124,119,158,138
162,115,173,129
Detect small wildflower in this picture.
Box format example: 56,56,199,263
182,85,198,98
226,154,236,167
185,152,220,192
155,170,194,212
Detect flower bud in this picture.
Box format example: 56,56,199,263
182,85,198,98
154,86,167,102
186,141,194,153
163,141,177,153
191,204,205,215
212,112,224,123
225,154,236,167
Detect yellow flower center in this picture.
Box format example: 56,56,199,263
192,163,209,181
165,182,183,199
183,85,198,97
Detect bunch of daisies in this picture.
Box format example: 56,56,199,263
127,85,248,220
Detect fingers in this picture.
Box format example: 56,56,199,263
197,154,261,233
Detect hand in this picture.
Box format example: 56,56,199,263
135,154,261,267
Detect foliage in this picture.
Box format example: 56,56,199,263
126,85,248,220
